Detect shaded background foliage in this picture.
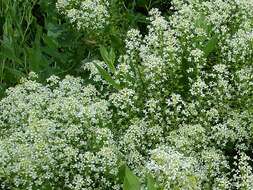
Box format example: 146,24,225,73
0,0,172,98
0,0,84,97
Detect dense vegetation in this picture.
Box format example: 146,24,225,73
0,0,253,189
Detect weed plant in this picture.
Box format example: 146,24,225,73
0,0,253,189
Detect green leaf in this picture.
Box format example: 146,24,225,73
118,164,127,183
43,35,58,50
203,34,218,57
26,27,49,72
109,48,116,66
99,46,116,73
4,67,25,82
41,36,67,63
110,34,124,52
46,22,63,38
94,63,121,90
0,43,22,64
147,174,157,190
123,166,141,190
27,47,47,72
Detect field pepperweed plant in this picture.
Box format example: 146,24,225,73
0,0,253,189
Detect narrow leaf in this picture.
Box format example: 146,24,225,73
99,46,116,73
109,48,116,65
94,63,120,90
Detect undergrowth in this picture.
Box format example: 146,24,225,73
0,0,253,189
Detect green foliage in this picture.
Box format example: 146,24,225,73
0,0,87,96
0,0,174,97
99,46,116,73
147,174,157,190
0,0,253,189
94,62,121,90
123,166,141,190
203,34,219,57
121,165,158,190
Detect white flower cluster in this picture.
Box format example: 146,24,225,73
82,60,107,82
146,146,203,189
56,0,110,31
0,75,119,189
1,0,253,189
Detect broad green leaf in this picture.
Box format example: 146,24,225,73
203,35,218,57
94,63,121,90
123,166,141,190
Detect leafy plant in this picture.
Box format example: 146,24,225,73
0,0,86,97
120,165,158,190
0,0,253,189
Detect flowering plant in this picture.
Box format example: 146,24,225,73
0,0,253,189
